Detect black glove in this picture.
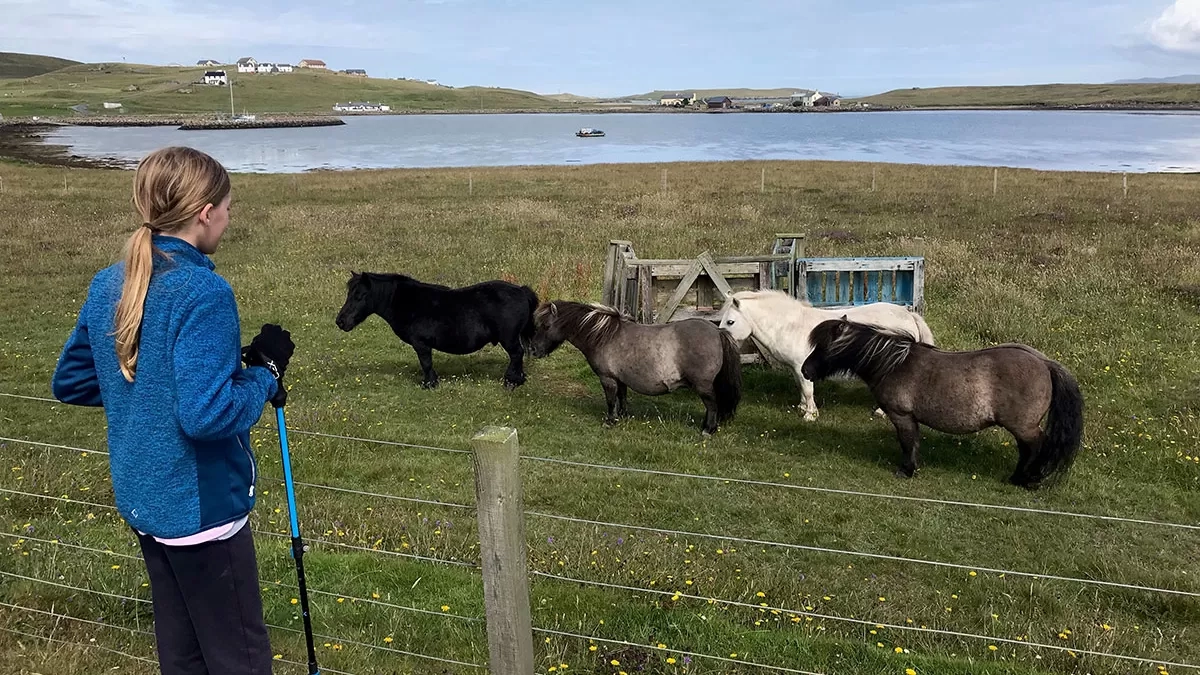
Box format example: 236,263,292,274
241,324,295,408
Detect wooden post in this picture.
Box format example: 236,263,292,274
760,167,765,193
993,168,998,196
661,168,667,192
470,427,535,675
871,166,876,192
1123,172,1128,199
601,241,621,307
469,172,473,196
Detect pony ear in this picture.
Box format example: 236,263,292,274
841,314,849,321
731,296,741,308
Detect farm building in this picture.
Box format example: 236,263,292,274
299,59,328,69
341,69,368,77
705,96,733,109
659,92,695,106
196,59,221,67
793,90,842,107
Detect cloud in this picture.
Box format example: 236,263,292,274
0,0,418,57
1148,0,1200,53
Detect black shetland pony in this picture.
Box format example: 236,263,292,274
530,300,742,435
801,319,1084,488
335,272,539,389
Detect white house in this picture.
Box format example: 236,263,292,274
197,59,220,67
275,63,294,73
203,70,228,86
236,57,257,73
256,62,277,74
103,102,123,109
298,59,327,69
333,101,390,112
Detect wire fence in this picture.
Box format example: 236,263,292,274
2,390,1197,674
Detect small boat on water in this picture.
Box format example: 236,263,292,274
576,127,605,137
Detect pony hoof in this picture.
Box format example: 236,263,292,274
421,380,439,390
503,378,524,390
872,408,887,418
603,418,618,428
802,411,819,422
894,468,916,479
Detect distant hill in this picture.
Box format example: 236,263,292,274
623,88,811,101
1111,75,1200,84
0,62,571,117
855,83,1200,108
0,52,81,79
544,93,599,102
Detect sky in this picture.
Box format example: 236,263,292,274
4,0,1200,97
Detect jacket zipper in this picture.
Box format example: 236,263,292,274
237,435,257,497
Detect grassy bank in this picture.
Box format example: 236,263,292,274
0,52,80,79
0,62,572,118
856,83,1200,108
1,158,1198,675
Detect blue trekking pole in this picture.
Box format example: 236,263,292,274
275,402,320,675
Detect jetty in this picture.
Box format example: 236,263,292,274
178,115,345,130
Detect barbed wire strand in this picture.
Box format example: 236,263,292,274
526,511,1200,599
0,392,58,403
0,600,155,635
0,573,481,671
0,435,475,511
4,395,1198,532
2,602,354,675
520,454,1200,532
0,489,476,571
1,531,483,623
266,427,472,456
268,622,486,669
0,531,142,561
533,625,827,675
253,528,480,569
531,571,1199,670
0,625,158,665
0,486,118,510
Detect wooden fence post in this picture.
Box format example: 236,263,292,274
470,426,534,675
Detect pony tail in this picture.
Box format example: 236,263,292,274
114,226,154,382
714,330,743,422
1026,360,1084,485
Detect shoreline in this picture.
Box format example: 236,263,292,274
3,110,1199,174
4,99,1200,129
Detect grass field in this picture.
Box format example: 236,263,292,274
855,83,1200,108
0,52,81,80
1,157,1198,675
0,62,571,118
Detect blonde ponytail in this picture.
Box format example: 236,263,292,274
115,147,230,382
114,226,156,381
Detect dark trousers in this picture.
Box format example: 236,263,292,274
135,524,273,675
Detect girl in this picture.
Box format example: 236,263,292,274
51,146,294,675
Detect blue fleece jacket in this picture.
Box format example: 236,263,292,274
51,235,278,539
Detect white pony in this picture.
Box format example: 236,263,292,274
716,289,935,420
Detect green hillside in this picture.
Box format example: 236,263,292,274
0,52,80,79
0,62,571,117
628,88,809,100
856,83,1200,107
